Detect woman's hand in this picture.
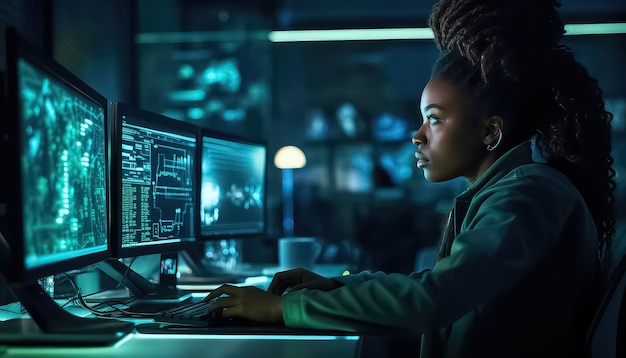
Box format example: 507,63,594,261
267,268,344,295
202,285,284,324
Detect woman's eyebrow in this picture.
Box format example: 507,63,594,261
422,103,445,113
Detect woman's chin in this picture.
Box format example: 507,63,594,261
423,171,452,183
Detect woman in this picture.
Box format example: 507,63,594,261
204,1,615,356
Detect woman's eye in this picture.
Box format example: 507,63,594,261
428,115,440,125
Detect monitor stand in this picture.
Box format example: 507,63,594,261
95,252,192,309
0,280,134,346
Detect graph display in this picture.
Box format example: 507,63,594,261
120,118,196,249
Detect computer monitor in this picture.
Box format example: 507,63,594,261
199,130,267,239
0,27,133,345
176,129,266,284
98,102,198,302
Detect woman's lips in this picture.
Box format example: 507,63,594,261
415,152,429,168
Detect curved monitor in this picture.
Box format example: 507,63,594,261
200,129,267,239
110,102,199,258
0,27,110,283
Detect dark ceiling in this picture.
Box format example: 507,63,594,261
279,0,626,29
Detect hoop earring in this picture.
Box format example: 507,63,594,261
487,131,502,151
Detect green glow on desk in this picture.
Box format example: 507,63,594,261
245,276,271,285
134,333,360,341
113,333,134,348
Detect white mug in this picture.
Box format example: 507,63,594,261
278,237,322,270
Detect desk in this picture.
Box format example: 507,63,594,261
0,263,424,358
0,303,421,358
0,267,363,358
0,332,360,358
0,306,361,358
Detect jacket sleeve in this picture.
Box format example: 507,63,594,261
281,169,595,334
332,269,429,285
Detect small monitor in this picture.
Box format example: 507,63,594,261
110,102,199,259
200,130,266,239
0,27,133,345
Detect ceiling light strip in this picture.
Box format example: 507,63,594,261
563,23,626,36
268,28,434,42
135,23,626,44
269,23,626,42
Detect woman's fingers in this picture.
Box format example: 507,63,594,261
207,295,235,313
268,268,316,294
204,286,283,323
202,283,238,301
268,270,299,294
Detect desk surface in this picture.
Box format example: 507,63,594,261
2,324,362,358
0,265,361,358
0,312,360,358
0,332,360,358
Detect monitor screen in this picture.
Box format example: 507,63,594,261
0,27,136,343
111,102,198,258
200,131,266,238
0,27,110,283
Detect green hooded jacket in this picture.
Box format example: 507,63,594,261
281,141,600,358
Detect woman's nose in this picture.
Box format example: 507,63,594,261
412,126,425,146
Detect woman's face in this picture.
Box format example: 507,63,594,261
413,77,492,183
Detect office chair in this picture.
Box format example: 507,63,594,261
585,246,626,358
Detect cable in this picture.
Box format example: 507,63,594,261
75,292,154,319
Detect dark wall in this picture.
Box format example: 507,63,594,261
1,0,132,101
0,0,50,71
52,0,133,103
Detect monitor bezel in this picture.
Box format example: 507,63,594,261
198,127,268,241
110,102,200,259
0,27,111,283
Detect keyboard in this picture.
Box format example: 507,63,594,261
152,299,260,327
153,300,216,326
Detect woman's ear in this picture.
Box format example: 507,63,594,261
483,115,504,148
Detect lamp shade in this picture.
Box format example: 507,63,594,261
274,145,307,169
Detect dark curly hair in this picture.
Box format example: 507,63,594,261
428,0,616,258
